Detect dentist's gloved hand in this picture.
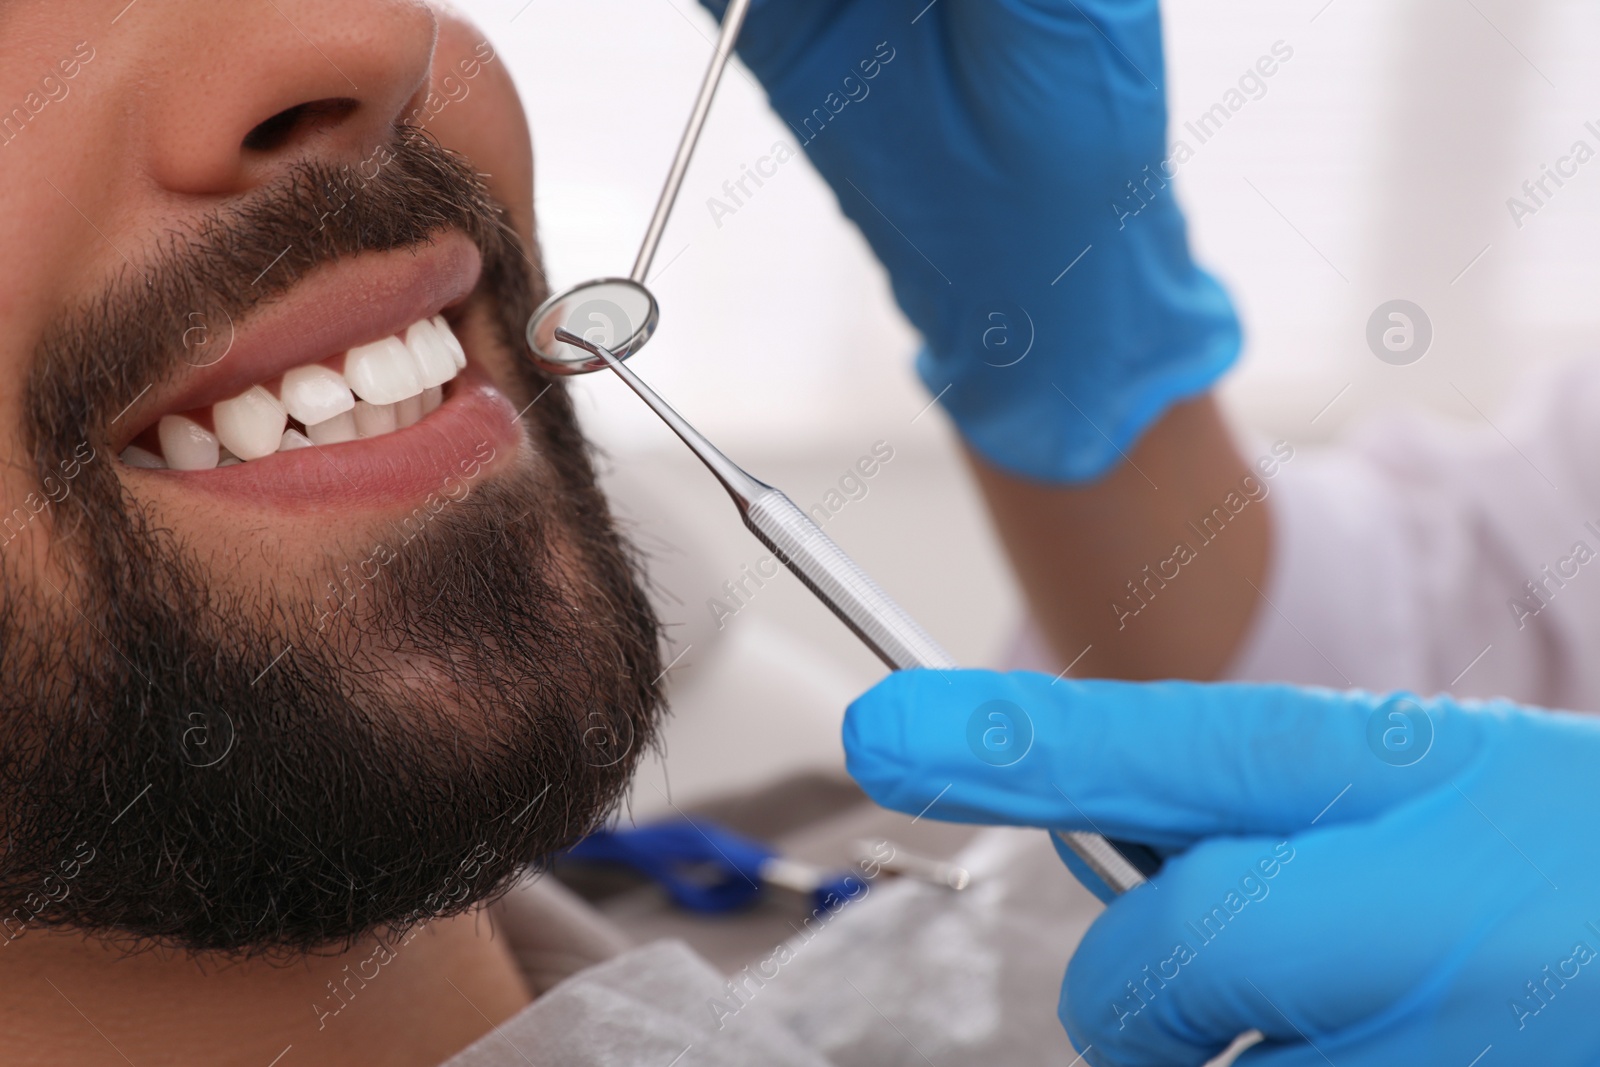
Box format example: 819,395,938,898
845,669,1600,1065
699,0,1239,482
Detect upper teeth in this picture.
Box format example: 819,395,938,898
280,364,354,426
131,315,465,472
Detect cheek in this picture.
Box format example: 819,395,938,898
420,11,534,249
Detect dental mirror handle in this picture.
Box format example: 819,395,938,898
733,486,1159,897
553,329,1158,897
631,0,752,283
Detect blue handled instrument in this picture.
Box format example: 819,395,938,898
563,820,861,914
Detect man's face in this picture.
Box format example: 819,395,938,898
0,1,662,952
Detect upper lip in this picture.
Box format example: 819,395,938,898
112,232,483,451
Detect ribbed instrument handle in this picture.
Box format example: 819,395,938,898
740,487,1155,897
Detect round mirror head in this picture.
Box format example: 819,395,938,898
525,277,660,375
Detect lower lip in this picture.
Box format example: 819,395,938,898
131,367,526,513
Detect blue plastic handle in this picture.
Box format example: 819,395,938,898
563,820,776,914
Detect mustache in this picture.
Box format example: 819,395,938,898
26,124,548,479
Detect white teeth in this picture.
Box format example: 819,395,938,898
280,365,355,426
158,415,220,471
120,445,166,470
353,400,398,438
213,385,288,461
394,393,424,429
278,428,315,452
344,336,421,405
144,314,463,470
405,320,457,389
306,410,359,446
431,316,467,370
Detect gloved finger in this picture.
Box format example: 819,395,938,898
1065,834,1420,1066
1060,835,1308,1065
697,0,1165,106
843,669,1489,849
1061,799,1558,1067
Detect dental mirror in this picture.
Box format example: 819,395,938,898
526,0,751,374
554,327,1161,901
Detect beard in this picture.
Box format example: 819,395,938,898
0,126,663,955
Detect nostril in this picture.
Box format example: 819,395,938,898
242,98,360,153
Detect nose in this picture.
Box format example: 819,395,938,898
139,0,437,196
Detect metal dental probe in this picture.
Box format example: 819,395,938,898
553,328,1162,898
630,0,751,284
525,0,752,373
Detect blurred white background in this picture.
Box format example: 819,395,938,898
455,0,1600,815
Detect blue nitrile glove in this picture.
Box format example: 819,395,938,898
844,669,1600,1065
700,0,1239,482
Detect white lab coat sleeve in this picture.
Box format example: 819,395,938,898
1224,359,1600,712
